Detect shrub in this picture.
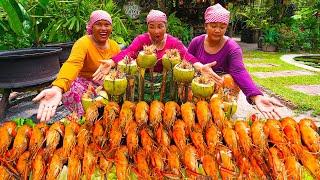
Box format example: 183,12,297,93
167,12,192,45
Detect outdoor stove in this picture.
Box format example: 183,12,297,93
0,48,61,120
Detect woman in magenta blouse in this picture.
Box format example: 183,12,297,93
98,9,212,74
111,9,204,72
99,9,213,101
188,4,283,119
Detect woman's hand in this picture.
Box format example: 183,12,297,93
92,59,115,82
32,86,63,122
252,95,284,120
194,61,223,86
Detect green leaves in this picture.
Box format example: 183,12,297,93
167,12,192,45
39,0,49,8
12,117,36,128
0,0,24,35
1,0,131,48
262,27,279,46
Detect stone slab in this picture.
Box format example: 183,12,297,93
252,70,315,78
246,63,279,68
289,85,320,96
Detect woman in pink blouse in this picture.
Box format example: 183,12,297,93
98,9,209,73
97,9,213,101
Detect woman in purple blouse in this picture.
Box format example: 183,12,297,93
188,4,283,119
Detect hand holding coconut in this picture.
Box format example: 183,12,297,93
33,86,63,122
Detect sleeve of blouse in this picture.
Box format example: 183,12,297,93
187,38,197,56
111,40,121,55
112,35,144,63
228,48,263,103
175,39,198,64
51,39,87,92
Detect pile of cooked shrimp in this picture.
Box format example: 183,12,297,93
0,98,319,179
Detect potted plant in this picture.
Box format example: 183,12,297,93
261,27,279,52
239,6,266,43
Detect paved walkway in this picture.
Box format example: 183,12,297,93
233,38,319,123
1,39,319,123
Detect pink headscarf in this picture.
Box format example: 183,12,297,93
146,10,167,24
86,10,112,35
204,4,230,24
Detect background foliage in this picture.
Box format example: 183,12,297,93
228,0,319,52
0,0,319,52
0,0,131,49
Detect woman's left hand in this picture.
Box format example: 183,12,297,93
92,59,115,82
253,95,284,120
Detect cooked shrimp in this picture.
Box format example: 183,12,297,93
135,101,149,126
196,101,212,130
149,100,164,128
181,102,195,135
163,101,180,129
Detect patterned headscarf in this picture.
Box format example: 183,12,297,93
146,10,167,24
204,4,230,24
86,10,112,35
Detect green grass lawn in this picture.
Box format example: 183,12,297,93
243,50,320,116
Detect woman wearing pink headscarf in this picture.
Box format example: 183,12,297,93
110,9,207,72
33,10,121,121
188,4,284,119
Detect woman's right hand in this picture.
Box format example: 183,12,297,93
32,86,63,122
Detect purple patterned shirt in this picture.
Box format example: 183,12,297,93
112,33,198,72
188,34,262,102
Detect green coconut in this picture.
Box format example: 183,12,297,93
162,49,181,71
173,62,195,83
118,59,138,75
82,89,108,111
137,51,157,68
191,76,215,98
103,70,128,96
81,97,94,111
136,45,157,68
95,90,108,105
223,100,238,118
